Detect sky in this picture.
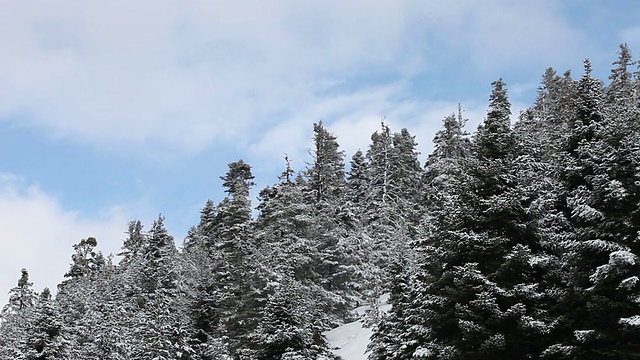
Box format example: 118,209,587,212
1,0,639,301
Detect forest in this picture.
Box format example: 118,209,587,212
1,44,639,359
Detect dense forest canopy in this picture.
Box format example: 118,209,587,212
2,44,640,359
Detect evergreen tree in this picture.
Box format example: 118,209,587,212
131,215,193,359
306,121,346,206
347,149,369,207
361,121,423,309
24,288,68,360
373,80,555,359
304,122,357,322
119,220,146,266
208,160,270,357
422,109,471,232
56,237,108,358
249,278,336,360
63,237,105,280
550,57,640,359
3,268,38,314
256,161,317,283
0,269,39,359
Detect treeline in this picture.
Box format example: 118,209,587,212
1,44,639,359
369,45,640,359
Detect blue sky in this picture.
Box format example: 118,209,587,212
1,0,639,299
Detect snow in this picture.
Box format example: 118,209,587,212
574,329,595,343
618,276,639,290
325,319,373,360
325,294,391,360
620,315,640,327
610,250,637,266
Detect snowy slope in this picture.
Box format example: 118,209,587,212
325,295,391,360
325,318,373,360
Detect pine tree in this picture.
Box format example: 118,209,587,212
119,220,145,265
55,237,108,358
24,288,68,360
63,237,105,280
3,268,38,314
550,56,640,359
422,109,471,232
362,121,422,302
519,67,577,165
303,122,357,322
347,149,369,207
306,121,346,206
256,160,317,283
0,269,39,359
206,160,271,357
130,215,193,359
184,161,261,358
249,278,334,360
374,80,556,359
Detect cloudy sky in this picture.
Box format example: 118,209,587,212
1,0,639,300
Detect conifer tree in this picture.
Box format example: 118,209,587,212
551,57,640,359
256,159,317,284
347,149,369,208
55,237,108,358
3,268,38,314
24,288,68,359
249,277,337,360
131,215,193,359
373,80,555,359
361,121,423,309
306,121,346,206
304,122,357,322
119,220,146,265
0,269,39,359
210,160,271,357
422,109,471,231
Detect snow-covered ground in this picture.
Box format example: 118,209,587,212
325,318,373,360
325,295,391,360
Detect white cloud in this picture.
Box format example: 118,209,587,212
0,174,128,302
248,76,536,178
0,0,585,158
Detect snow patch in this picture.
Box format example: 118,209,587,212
574,329,595,343
325,320,373,360
620,315,640,327
325,294,390,360
610,250,637,266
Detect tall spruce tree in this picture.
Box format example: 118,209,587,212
213,160,271,357
552,57,640,359
306,121,346,206
24,288,68,359
0,269,39,359
372,80,555,359
304,122,356,322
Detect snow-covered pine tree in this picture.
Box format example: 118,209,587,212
304,122,357,322
362,122,423,307
209,160,273,357
255,159,318,284
126,215,193,359
376,80,555,359
552,55,640,359
249,277,339,360
0,269,39,359
306,121,347,207
422,109,471,232
347,149,369,208
458,79,554,359
55,237,109,358
23,288,68,359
